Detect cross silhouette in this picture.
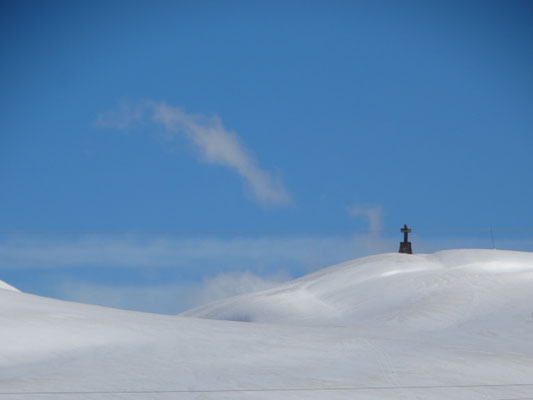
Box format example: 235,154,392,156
399,224,413,254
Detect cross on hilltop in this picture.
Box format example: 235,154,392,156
399,224,413,254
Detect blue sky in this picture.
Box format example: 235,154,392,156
1,0,532,313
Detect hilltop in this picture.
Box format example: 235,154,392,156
183,250,533,334
1,249,533,399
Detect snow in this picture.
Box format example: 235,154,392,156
183,250,533,333
1,249,533,399
0,280,19,292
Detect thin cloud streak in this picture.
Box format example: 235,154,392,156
97,101,292,206
52,271,289,314
1,234,529,271
0,235,363,272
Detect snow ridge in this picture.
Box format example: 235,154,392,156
182,249,533,333
0,280,19,292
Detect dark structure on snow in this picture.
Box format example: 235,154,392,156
399,224,413,254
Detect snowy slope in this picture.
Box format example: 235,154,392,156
1,249,533,399
183,250,533,334
0,280,19,292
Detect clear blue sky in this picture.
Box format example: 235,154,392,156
1,0,532,313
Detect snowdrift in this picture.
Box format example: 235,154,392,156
183,249,533,333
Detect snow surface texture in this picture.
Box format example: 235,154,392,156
1,249,533,399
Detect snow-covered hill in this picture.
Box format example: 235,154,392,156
183,250,533,334
1,249,533,399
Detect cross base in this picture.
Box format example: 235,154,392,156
399,241,412,254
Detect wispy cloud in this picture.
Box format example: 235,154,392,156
97,101,292,206
186,270,290,308
40,271,290,314
2,232,529,272
349,204,383,232
348,204,391,252
0,235,361,272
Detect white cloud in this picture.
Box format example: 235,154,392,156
97,101,292,206
2,233,531,272
0,235,361,272
348,204,391,252
51,271,289,314
187,270,290,307
349,204,383,232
